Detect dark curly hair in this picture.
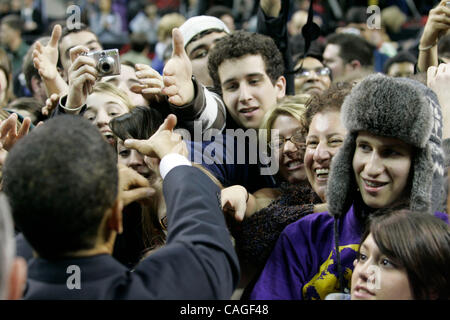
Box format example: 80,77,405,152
305,82,353,131
207,31,285,93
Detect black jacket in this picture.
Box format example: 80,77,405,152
22,166,240,299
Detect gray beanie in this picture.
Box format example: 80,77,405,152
327,73,445,217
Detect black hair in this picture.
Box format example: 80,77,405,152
3,115,118,260
383,51,417,74
208,31,285,93
326,33,374,66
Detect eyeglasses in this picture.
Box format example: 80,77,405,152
269,131,306,150
295,67,331,78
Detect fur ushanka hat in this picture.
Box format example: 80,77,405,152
327,73,445,217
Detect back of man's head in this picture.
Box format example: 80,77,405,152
208,31,285,92
3,115,118,260
326,33,374,66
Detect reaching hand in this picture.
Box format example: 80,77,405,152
221,185,249,222
130,64,164,102
0,113,31,151
32,24,61,81
124,114,188,159
118,164,156,207
66,46,98,110
162,28,195,106
42,93,60,116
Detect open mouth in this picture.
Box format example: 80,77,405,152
353,285,375,299
362,178,388,192
315,168,329,181
285,160,304,171
102,132,116,145
239,107,259,117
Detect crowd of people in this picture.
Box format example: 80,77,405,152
0,0,449,301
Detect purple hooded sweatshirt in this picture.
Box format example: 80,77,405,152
249,206,448,300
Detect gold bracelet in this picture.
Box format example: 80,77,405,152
419,42,437,51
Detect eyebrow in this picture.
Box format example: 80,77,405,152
222,73,264,86
188,44,207,57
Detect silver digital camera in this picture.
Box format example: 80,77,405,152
85,49,120,77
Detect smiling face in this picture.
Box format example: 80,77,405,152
84,92,129,145
305,111,346,201
351,234,413,300
219,54,285,129
353,131,412,209
272,115,306,183
185,31,227,87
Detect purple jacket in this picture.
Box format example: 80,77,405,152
250,206,449,300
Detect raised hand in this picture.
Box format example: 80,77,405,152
41,93,60,116
0,113,32,151
32,24,61,81
66,45,98,111
421,1,450,48
124,114,188,159
130,64,164,102
161,28,195,106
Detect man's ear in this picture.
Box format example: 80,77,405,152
7,257,27,300
107,198,123,235
275,75,286,101
346,60,362,71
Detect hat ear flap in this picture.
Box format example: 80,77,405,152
327,134,357,218
410,145,433,213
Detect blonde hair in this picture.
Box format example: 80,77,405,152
92,82,135,111
157,13,186,42
259,94,311,145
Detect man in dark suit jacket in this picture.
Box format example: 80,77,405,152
2,114,239,299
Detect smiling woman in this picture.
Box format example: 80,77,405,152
250,74,449,300
351,209,450,300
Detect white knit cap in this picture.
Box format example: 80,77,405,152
179,15,230,48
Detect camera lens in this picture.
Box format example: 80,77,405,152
98,56,114,74
100,62,111,72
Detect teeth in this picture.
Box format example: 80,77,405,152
365,180,385,187
287,161,302,169
315,168,329,175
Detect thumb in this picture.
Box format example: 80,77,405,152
234,198,246,222
124,138,155,156
156,114,177,134
171,28,186,57
49,24,62,48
